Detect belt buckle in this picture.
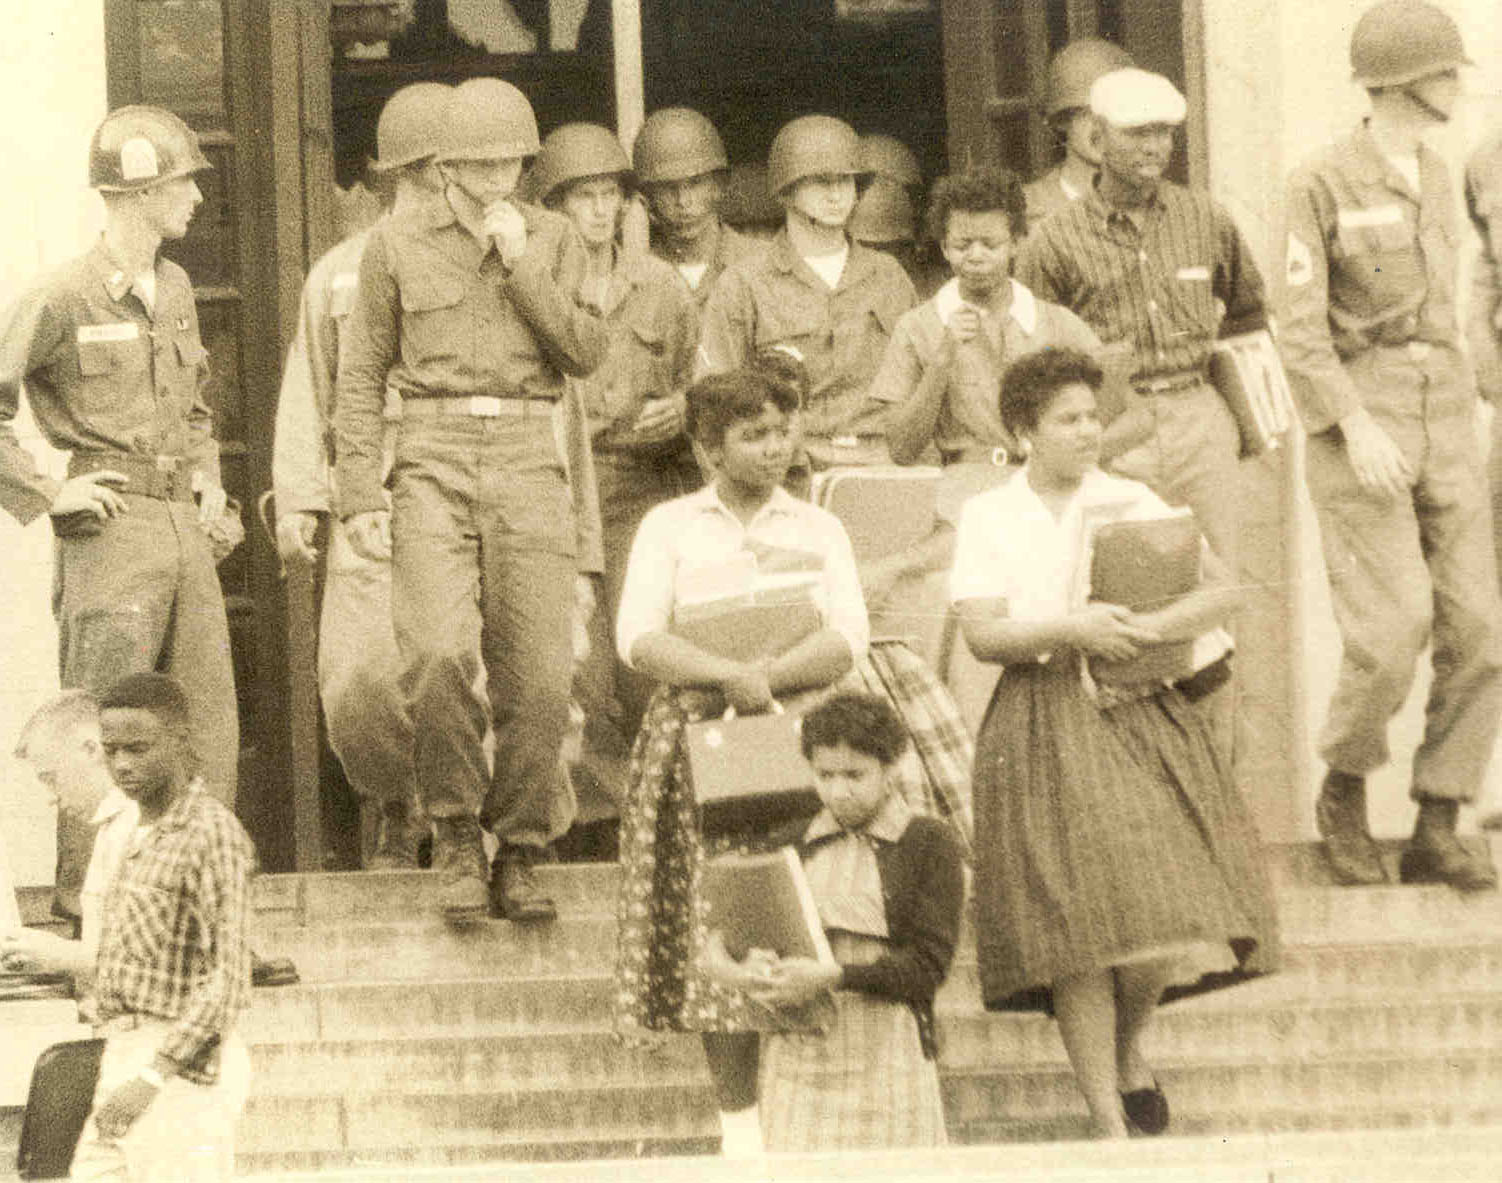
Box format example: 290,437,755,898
989,446,1011,467
467,396,503,417
831,435,861,450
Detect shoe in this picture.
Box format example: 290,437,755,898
251,953,300,988
1314,774,1387,886
431,815,489,922
1400,830,1498,892
490,844,557,923
1120,1080,1169,1136
365,799,422,871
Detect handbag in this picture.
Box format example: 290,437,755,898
683,703,821,837
17,1037,105,1180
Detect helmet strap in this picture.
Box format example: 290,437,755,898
1402,83,1451,124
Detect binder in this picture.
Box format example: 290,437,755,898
702,846,835,966
17,1037,105,1180
1209,329,1296,459
1085,511,1200,686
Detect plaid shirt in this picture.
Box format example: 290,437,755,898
94,783,254,1084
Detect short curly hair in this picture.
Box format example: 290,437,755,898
799,692,908,767
924,167,1027,246
684,367,801,448
998,347,1104,438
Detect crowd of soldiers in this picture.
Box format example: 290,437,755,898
3,0,1502,1169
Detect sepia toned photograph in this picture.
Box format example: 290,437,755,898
2,1,1501,1180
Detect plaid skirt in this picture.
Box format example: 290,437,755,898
612,644,973,1035
973,658,1281,1013
759,931,947,1152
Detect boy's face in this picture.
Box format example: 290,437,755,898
785,174,858,230
941,209,1014,297
443,157,525,206
560,175,624,248
706,401,796,497
99,708,186,815
809,742,890,831
641,172,721,236
1059,108,1103,166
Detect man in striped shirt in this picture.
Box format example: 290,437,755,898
1013,68,1268,569
71,673,254,1181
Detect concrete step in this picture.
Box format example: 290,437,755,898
249,1030,707,1096
937,990,1502,1069
238,1081,718,1156
940,1047,1502,1142
238,1134,721,1177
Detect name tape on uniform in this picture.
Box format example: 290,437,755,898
1337,204,1404,229
77,322,141,344
1286,233,1313,288
1175,265,1210,282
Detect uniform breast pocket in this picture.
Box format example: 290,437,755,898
73,334,150,419
169,337,209,395
758,289,828,356
398,273,468,360
1335,218,1421,314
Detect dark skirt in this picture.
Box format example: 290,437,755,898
971,658,1280,1013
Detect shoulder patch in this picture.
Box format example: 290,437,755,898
1286,232,1314,288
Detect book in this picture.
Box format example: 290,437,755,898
672,598,823,664
1209,329,1296,459
1086,510,1200,686
702,846,835,966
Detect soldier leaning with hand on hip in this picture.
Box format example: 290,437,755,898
335,78,607,925
272,82,452,870
0,106,240,808
1281,0,1502,891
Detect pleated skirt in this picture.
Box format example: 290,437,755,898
972,659,1280,1012
758,931,948,1152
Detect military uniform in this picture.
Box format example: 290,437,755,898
0,243,239,804
1022,167,1085,234
1281,122,1502,802
650,218,764,311
335,188,605,853
1464,129,1502,573
273,226,419,822
696,230,917,470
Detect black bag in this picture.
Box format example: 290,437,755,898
17,1038,105,1180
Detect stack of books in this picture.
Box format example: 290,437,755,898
1209,328,1296,458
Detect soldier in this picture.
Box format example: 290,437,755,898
272,82,450,870
1281,0,1501,890
632,107,764,308
334,78,607,923
1014,67,1268,571
1465,124,1502,576
531,122,699,759
1023,37,1134,232
0,106,240,808
697,113,917,478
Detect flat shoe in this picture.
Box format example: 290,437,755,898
1121,1080,1169,1135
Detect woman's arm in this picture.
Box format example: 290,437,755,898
629,632,775,713
956,596,1158,665
1128,546,1243,642
885,338,955,466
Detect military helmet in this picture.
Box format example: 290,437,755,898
1043,37,1135,120
767,115,865,196
1350,0,1470,89
434,78,540,163
633,107,728,185
372,82,452,172
531,123,630,206
89,105,211,192
849,178,916,245
858,135,922,190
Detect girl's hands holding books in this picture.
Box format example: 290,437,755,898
1067,603,1161,661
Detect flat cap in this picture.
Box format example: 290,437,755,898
1089,68,1187,127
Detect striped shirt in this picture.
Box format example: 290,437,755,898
94,785,254,1084
1013,179,1268,386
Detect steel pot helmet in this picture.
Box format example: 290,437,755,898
372,82,452,172
89,105,211,193
531,123,630,206
858,135,921,190
633,107,728,185
767,115,866,197
850,178,916,244
1350,0,1470,88
435,78,540,163
1043,37,1135,121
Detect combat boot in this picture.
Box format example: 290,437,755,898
1315,771,1387,886
366,798,422,871
490,843,557,923
1400,797,1498,892
431,814,489,922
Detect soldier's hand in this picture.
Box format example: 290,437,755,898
193,475,228,525
345,509,392,561
1339,407,1412,498
50,471,128,522
484,200,528,269
628,395,685,443
276,511,321,565
619,194,652,258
